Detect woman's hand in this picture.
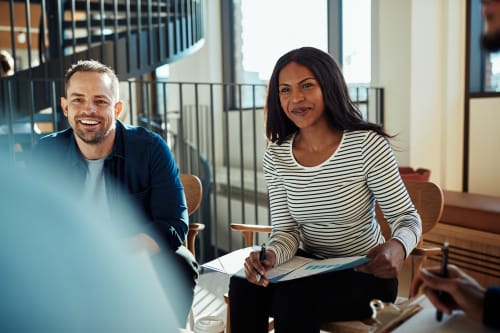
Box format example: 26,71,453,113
354,239,405,278
243,248,276,287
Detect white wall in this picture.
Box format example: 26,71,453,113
469,98,500,196
168,0,222,83
373,0,466,192
371,0,412,166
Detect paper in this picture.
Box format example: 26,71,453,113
202,246,370,283
202,247,254,275
391,307,497,333
274,255,370,282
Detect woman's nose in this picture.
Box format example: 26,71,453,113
290,90,304,103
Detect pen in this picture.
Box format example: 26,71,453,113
436,242,449,321
256,244,266,283
259,243,266,263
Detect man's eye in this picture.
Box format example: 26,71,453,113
96,100,108,105
71,98,81,103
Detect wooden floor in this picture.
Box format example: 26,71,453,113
189,269,230,331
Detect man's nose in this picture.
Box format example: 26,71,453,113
84,102,98,112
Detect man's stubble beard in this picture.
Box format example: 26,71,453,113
76,129,106,145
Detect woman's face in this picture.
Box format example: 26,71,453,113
278,62,326,130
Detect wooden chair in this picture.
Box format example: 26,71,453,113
180,173,206,255
226,180,444,333
179,173,205,330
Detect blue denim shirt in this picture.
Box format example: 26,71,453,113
32,121,189,250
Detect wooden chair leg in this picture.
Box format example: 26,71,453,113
224,293,231,333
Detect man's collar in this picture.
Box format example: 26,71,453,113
107,120,125,160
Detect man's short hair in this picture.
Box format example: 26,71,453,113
64,60,120,100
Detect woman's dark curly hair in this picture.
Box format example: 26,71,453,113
265,47,390,144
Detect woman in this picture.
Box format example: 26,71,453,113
228,47,422,333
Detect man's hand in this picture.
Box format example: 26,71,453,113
410,264,486,322
129,233,161,255
355,239,406,278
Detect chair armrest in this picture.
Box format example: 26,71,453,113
411,244,441,257
230,223,272,247
231,223,273,233
185,223,206,255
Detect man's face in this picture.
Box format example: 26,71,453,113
482,0,500,51
61,71,122,146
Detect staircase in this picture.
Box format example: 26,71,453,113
0,0,205,125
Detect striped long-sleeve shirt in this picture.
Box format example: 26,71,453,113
264,130,422,266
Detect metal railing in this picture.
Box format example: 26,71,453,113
0,78,383,263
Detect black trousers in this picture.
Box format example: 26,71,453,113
228,264,397,333
152,245,199,327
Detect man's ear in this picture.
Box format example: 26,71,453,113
60,97,68,117
114,101,123,118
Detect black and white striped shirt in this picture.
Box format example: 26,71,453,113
264,130,422,266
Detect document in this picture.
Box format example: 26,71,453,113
391,307,497,333
202,246,370,283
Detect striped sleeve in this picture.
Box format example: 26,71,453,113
263,146,301,265
362,132,422,257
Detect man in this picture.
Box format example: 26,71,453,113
482,0,500,52
31,60,198,327
411,0,500,329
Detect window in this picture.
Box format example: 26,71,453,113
237,0,328,83
342,0,371,85
222,0,377,121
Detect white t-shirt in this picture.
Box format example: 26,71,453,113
83,158,110,221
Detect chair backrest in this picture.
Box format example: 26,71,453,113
179,173,202,216
179,173,205,257
376,180,444,243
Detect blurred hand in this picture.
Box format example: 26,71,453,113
243,248,276,287
355,239,405,278
410,264,485,322
129,233,161,255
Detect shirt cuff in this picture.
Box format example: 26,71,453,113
392,229,418,258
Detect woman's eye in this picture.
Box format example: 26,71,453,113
302,82,314,89
279,87,290,94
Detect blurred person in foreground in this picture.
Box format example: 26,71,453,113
409,1,500,330
30,59,198,327
0,164,181,332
